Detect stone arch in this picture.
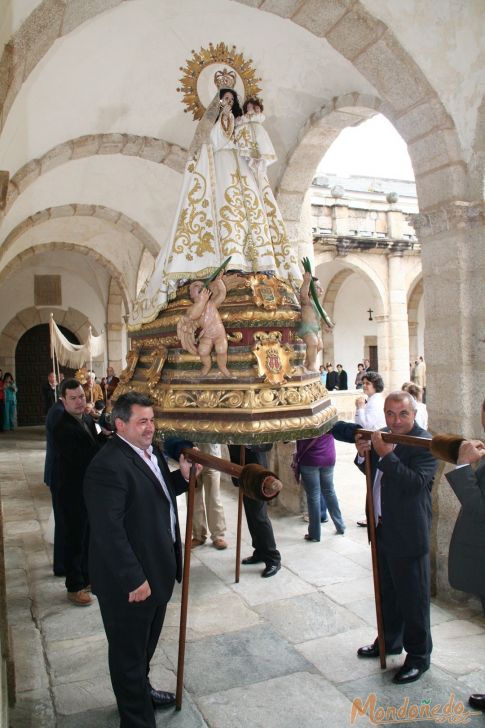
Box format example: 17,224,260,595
319,268,354,367
0,204,160,265
321,269,353,327
0,0,466,212
0,242,131,314
0,0,125,130
317,252,387,314
276,93,382,222
315,257,387,371
5,134,187,214
0,306,98,373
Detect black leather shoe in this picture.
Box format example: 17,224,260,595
262,563,281,578
392,664,429,684
357,643,402,658
149,686,176,708
469,694,485,710
242,555,264,565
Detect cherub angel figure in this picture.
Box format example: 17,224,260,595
177,273,231,377
298,271,333,372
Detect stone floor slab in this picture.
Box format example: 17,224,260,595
11,624,49,692
283,544,370,587
164,624,313,697
47,633,110,685
197,671,354,728
165,591,261,640
337,663,482,727
432,632,485,675
320,575,375,604
8,688,56,728
255,591,365,643
4,428,485,728
296,626,404,684
41,599,105,641
170,560,233,604
229,563,315,606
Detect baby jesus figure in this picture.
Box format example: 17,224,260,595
235,96,276,189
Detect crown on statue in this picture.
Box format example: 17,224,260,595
214,68,236,90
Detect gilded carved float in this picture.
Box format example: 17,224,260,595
118,272,337,444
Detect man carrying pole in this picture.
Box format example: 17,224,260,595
354,390,438,684
83,392,202,727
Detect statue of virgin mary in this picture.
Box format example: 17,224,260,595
129,69,301,328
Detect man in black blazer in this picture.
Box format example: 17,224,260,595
446,397,485,710
84,391,201,728
355,391,438,684
53,378,105,606
44,398,66,576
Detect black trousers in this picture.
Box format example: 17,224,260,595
228,445,281,567
50,481,66,575
243,496,281,566
59,486,89,592
98,596,167,728
376,526,432,667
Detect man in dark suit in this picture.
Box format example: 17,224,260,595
43,371,58,414
53,378,105,606
446,397,485,710
355,391,438,684
101,366,120,404
336,364,348,390
44,398,66,576
84,391,201,728
325,363,339,391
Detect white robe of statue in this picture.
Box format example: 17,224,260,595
129,98,300,328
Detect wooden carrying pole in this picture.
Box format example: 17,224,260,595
357,430,433,449
176,461,197,710
176,446,253,709
235,445,245,584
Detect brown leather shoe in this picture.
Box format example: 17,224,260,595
67,590,93,606
190,537,205,549
213,538,228,550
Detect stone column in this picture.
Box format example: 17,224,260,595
296,189,314,264
106,279,124,375
333,203,350,237
408,321,418,366
413,203,485,602
374,313,390,389
386,253,410,391
386,209,402,239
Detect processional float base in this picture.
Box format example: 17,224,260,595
118,273,337,445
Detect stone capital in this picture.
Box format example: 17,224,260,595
409,201,485,239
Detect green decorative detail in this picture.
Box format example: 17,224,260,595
301,257,334,328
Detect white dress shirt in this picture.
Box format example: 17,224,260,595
117,435,176,541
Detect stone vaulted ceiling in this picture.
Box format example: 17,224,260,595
0,0,484,319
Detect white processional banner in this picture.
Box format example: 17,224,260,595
49,314,104,368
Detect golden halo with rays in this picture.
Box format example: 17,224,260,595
177,42,262,120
